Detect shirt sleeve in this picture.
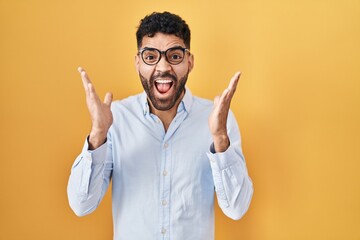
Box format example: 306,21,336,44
67,135,113,217
206,111,254,220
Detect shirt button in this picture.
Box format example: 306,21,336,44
162,200,167,206
163,170,168,176
164,143,168,148
161,228,166,234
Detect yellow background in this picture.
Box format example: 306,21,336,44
0,0,359,239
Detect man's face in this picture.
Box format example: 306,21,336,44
135,32,194,111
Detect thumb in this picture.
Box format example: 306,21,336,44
104,92,113,106
213,95,220,107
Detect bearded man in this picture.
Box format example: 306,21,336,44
67,11,253,240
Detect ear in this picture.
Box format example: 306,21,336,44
135,54,140,72
188,53,194,73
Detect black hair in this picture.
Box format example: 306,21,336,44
136,12,191,49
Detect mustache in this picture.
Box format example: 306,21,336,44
151,72,177,82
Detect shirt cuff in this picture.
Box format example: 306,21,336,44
206,143,244,171
82,136,108,165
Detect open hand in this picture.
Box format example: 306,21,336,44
208,72,241,152
78,67,113,149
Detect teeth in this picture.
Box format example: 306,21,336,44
155,79,172,84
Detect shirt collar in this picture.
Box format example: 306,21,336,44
181,87,193,113
141,87,193,116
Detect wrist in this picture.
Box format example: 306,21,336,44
213,134,230,153
88,128,107,150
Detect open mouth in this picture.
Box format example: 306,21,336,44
155,79,173,94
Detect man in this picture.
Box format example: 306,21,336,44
67,11,253,240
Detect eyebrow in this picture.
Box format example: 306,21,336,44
141,45,185,50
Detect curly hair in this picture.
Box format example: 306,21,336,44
136,12,191,49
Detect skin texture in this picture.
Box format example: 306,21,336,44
79,33,241,152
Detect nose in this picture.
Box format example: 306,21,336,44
155,54,172,72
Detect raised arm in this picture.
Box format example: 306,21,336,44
207,72,253,220
208,71,240,153
67,68,114,216
78,67,113,149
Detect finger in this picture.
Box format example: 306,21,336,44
77,66,84,73
78,67,92,94
217,88,230,108
223,72,241,104
104,92,113,106
87,83,99,100
213,95,220,106
226,71,241,96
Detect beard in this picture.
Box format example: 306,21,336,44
139,71,189,111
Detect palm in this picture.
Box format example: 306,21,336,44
85,84,113,133
79,67,113,149
208,72,241,152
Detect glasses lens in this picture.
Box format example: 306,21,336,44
142,49,160,65
166,48,185,64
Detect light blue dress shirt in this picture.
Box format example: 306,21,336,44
67,88,253,240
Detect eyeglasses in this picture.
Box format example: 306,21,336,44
138,47,190,65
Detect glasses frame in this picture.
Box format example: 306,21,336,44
138,46,190,66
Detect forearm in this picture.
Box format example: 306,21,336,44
88,128,108,150
212,134,230,153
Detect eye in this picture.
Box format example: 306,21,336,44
168,49,184,61
142,50,159,63
170,54,183,60
145,55,155,60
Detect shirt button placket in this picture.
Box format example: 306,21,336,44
161,141,170,239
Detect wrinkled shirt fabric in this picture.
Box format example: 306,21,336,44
67,89,253,240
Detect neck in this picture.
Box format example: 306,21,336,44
148,91,185,132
